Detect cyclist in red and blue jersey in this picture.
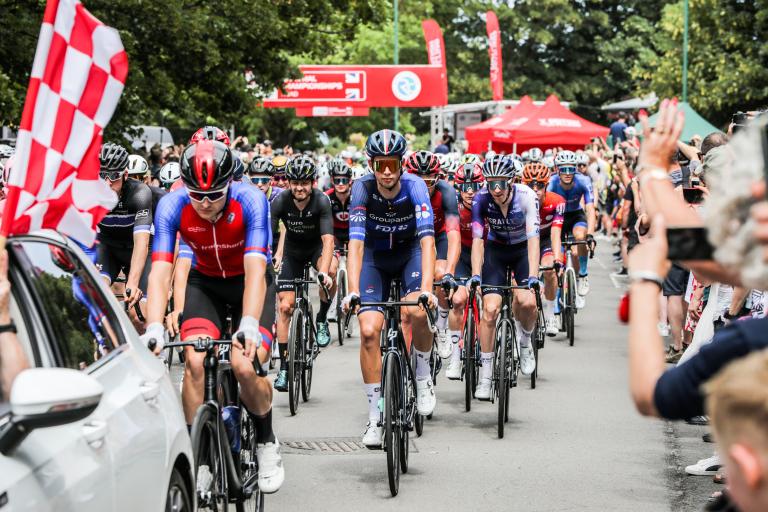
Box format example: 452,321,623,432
342,129,438,448
324,158,352,324
522,162,565,337
468,155,540,400
140,139,284,494
547,150,596,307
403,150,460,362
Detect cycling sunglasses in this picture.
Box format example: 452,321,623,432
372,157,401,173
422,176,438,187
188,185,229,203
558,166,577,175
333,177,351,185
459,183,479,192
100,170,123,181
249,176,271,185
525,180,548,189
487,179,510,191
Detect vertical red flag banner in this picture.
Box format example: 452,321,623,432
485,11,503,101
422,19,448,99
2,0,127,246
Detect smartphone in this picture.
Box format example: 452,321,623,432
666,227,714,261
682,187,705,204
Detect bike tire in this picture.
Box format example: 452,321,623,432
236,413,264,512
191,405,228,512
505,324,514,424
463,309,475,412
399,358,410,474
384,354,401,496
301,313,314,402
336,270,346,345
288,308,304,415
531,315,540,389
495,321,508,439
567,272,576,347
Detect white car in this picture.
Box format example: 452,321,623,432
0,231,194,511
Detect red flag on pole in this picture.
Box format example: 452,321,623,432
2,0,127,246
421,19,448,100
485,11,503,101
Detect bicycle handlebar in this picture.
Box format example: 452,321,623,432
124,288,146,323
346,295,437,333
148,332,267,377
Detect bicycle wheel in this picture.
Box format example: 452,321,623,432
384,354,401,496
301,313,314,402
463,308,475,412
566,271,576,346
236,413,264,512
288,308,304,415
399,359,410,474
336,270,346,345
531,315,540,389
495,321,508,439
505,323,515,423
191,405,227,511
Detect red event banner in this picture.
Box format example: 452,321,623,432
295,106,370,117
486,11,503,101
263,65,447,108
422,19,446,70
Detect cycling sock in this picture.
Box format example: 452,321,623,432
450,331,461,364
365,383,381,422
519,327,532,348
543,299,555,320
436,306,449,330
251,408,276,445
555,289,562,314
278,342,288,369
415,349,432,379
578,256,589,276
480,352,493,380
316,299,331,323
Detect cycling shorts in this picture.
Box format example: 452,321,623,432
259,264,277,348
97,240,150,294
482,240,530,295
435,231,448,260
562,210,588,236
455,245,472,279
540,229,554,258
360,242,423,314
278,243,322,293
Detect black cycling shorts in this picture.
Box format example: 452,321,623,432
97,241,150,294
561,210,588,237
278,244,323,292
455,245,472,279
482,240,530,295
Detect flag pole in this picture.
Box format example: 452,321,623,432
682,0,689,103
393,0,399,132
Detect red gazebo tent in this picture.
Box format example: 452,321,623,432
465,96,539,153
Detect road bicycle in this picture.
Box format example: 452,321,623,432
329,245,352,345
460,279,481,412
559,236,595,346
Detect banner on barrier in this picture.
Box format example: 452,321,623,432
295,106,370,117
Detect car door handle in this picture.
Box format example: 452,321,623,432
82,420,108,448
140,381,160,403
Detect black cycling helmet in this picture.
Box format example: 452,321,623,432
327,158,352,178
248,156,275,176
482,154,517,179
365,129,407,159
180,139,234,191
99,142,130,173
403,150,440,176
286,155,317,181
231,157,244,181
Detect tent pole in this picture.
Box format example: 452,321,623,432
513,143,517,154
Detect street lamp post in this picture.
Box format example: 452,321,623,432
682,0,689,102
393,0,399,132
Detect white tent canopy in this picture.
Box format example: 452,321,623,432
601,93,658,111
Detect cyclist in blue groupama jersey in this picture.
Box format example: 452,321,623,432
342,129,438,447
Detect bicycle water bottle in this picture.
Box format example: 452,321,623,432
221,406,241,453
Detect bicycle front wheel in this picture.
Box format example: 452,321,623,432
384,354,401,496
236,413,264,512
495,321,508,439
191,405,228,512
301,314,314,402
288,308,305,415
566,271,576,346
463,308,476,412
336,270,346,345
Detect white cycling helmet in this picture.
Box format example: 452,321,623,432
576,153,589,165
352,165,368,180
554,150,578,171
159,161,181,186
528,148,543,162
127,154,149,176
542,156,555,169
521,150,530,162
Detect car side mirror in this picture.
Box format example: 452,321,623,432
0,368,102,455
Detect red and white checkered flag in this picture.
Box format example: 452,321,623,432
1,0,128,246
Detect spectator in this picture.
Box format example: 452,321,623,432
0,250,28,401
610,112,629,145
441,128,455,151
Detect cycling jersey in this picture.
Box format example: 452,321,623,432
539,191,565,233
153,182,271,278
266,186,284,203
547,174,594,213
149,185,167,215
459,200,486,248
325,188,350,244
270,188,333,248
349,173,434,251
429,179,459,235
98,178,153,246
471,185,539,245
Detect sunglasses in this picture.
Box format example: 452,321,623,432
459,183,478,192
372,158,401,173
249,176,271,185
525,180,548,189
558,166,577,175
188,186,228,203
422,176,438,186
333,177,350,185
487,180,510,191
100,171,123,181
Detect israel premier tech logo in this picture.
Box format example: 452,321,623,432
391,71,421,102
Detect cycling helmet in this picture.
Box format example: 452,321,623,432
327,158,352,178
179,139,234,191
272,155,288,177
521,163,551,184
364,129,407,159
576,153,589,166
189,126,230,146
509,153,523,163
521,150,530,163
511,158,525,177
286,155,317,181
100,142,130,173
159,162,181,186
127,154,149,176
231,157,245,181
482,155,517,179
249,156,275,176
554,150,578,169
455,163,485,185
352,166,368,180
528,148,544,162
542,156,555,170
403,150,440,176
0,144,14,159
460,153,482,166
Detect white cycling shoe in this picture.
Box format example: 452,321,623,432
577,275,590,296
475,377,492,400
362,421,383,448
575,294,586,310
445,355,462,380
545,317,559,337
436,329,452,359
416,377,436,415
256,438,285,494
520,345,536,376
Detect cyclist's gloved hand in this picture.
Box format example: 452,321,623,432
418,291,438,310
467,274,482,291
527,276,542,291
553,261,563,274
439,273,457,291
317,271,333,291
140,322,165,354
233,315,261,361
342,292,360,314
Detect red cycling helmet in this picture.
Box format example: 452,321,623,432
189,126,231,146
180,140,234,191
403,150,440,177
454,162,484,185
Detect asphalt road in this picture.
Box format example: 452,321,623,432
263,244,675,512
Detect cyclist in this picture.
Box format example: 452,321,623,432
158,161,181,191
547,150,596,308
527,147,544,163
141,139,284,493
403,150,460,360
272,155,289,189
271,155,336,390
342,129,438,447
97,142,152,313
249,156,284,201
445,162,485,379
522,162,565,336
324,159,353,318
468,155,540,400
